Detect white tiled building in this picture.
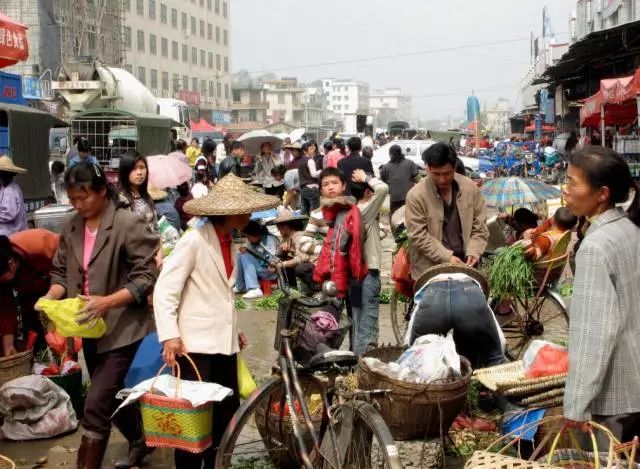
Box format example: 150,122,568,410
122,0,232,121
369,88,412,122
322,78,370,116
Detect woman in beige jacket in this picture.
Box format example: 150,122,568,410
153,174,280,469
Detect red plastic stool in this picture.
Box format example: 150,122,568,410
259,279,272,296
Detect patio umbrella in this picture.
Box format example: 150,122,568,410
0,13,29,68
147,153,192,189
236,129,283,155
481,177,562,208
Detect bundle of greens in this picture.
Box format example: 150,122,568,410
488,244,535,301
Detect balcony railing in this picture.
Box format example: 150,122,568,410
231,101,269,110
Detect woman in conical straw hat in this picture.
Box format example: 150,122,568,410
0,156,28,236
152,174,280,468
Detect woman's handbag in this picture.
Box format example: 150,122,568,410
140,354,213,453
237,355,257,399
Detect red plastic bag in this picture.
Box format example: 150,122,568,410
45,331,82,355
525,344,569,378
392,247,414,297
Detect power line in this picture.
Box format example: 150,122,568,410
409,84,520,99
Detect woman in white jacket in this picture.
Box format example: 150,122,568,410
153,174,280,469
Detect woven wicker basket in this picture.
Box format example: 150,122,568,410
473,360,526,391
0,350,33,387
464,451,561,468
357,346,472,440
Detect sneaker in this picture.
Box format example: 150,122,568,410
233,286,244,294
242,288,264,300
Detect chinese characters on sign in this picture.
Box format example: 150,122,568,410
0,29,26,50
0,13,29,68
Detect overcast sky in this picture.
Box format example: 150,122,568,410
231,0,575,121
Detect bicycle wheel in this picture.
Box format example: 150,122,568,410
320,401,403,469
500,291,569,360
215,374,328,469
389,290,411,345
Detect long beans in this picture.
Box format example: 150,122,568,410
488,244,535,301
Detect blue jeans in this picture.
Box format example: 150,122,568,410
350,271,381,357
235,253,276,291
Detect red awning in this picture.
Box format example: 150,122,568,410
580,67,640,127
0,13,28,68
190,118,227,133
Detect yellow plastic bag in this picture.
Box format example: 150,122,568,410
237,356,257,399
36,297,107,339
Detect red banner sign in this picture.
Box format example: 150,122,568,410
178,90,201,106
0,13,28,69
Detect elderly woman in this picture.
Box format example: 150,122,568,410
563,146,640,443
38,162,159,468
153,174,280,469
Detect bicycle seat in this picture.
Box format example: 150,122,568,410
307,350,358,370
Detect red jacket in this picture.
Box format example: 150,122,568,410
313,198,368,297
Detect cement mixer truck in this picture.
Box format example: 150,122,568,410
51,58,190,168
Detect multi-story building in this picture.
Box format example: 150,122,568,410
484,98,512,138
262,78,324,127
321,78,370,116
231,85,269,124
122,0,232,123
369,88,412,127
573,0,640,41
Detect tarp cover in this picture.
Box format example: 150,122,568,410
0,103,67,200
580,67,640,127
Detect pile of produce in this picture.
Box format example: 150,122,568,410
488,244,535,300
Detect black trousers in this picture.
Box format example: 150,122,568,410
83,339,142,441
264,185,285,199
294,262,318,294
174,353,240,469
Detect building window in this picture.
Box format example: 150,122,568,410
138,66,146,85
171,8,177,27
215,0,220,14
216,54,221,71
161,37,168,57
173,73,180,92
124,26,132,49
223,29,228,46
224,83,229,99
200,80,206,95
136,0,143,15
216,27,220,43
208,52,213,68
181,12,187,30
172,40,178,60
223,1,227,18
150,69,158,90
217,81,221,97
137,30,145,51
125,64,133,74
183,75,189,90
162,71,169,90
88,32,97,52
207,23,212,40
124,0,131,11
223,56,228,72
200,49,205,67
149,34,157,54
277,94,284,104
191,47,197,64
148,0,156,19
200,0,204,6
199,20,204,38
192,78,198,93
160,3,167,23
182,44,188,62
208,80,214,96
191,16,196,35
207,0,211,10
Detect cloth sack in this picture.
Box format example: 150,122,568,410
0,375,78,440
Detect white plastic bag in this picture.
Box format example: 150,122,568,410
395,331,461,384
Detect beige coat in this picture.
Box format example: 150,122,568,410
153,222,240,355
405,173,488,279
50,201,159,353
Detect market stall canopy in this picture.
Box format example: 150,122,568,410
0,102,67,200
481,177,562,208
580,67,640,127
0,13,28,68
190,118,227,134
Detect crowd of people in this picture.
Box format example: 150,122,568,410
0,129,639,467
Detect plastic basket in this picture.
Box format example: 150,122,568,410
140,354,213,454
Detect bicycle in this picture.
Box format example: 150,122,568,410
215,261,403,469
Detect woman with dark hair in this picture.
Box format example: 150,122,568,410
562,146,640,443
118,152,156,232
380,144,419,219
0,156,28,235
233,220,278,299
0,229,59,356
38,162,159,468
153,174,280,468
325,137,347,168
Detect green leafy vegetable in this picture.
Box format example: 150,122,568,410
255,291,285,310
235,299,248,310
488,244,535,301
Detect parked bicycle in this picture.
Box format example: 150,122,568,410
215,257,402,469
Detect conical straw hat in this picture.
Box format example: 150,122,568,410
0,156,26,174
184,173,280,216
